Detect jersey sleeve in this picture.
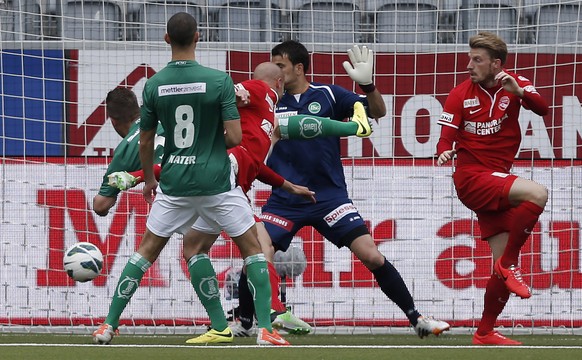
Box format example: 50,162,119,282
438,89,463,130
140,81,158,131
515,74,549,116
436,89,463,155
333,85,366,120
221,75,240,121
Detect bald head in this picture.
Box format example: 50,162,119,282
253,62,284,98
253,62,283,82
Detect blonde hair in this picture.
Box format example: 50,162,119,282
469,32,508,65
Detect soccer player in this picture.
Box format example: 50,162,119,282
92,12,289,346
92,87,164,217
233,39,451,339
436,32,549,345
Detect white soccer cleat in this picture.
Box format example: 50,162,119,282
92,323,118,344
414,316,450,339
108,171,138,191
229,320,253,337
272,310,312,335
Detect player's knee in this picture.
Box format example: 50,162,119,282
530,184,548,208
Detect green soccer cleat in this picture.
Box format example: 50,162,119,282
108,171,138,191
272,310,312,335
351,101,372,137
185,327,234,344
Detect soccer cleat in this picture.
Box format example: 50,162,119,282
256,328,290,346
92,323,118,345
472,331,522,346
414,316,450,339
108,171,138,191
229,320,253,337
351,101,372,137
272,310,312,335
185,327,234,344
494,258,531,299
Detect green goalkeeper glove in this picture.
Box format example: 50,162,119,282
342,45,374,86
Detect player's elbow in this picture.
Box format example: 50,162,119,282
93,195,113,217
225,132,242,148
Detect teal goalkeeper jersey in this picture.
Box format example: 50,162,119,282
98,119,165,197
140,60,240,196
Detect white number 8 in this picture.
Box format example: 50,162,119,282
174,105,195,148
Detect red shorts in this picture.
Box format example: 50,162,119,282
453,166,518,239
228,146,261,195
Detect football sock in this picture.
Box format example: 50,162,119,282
279,115,358,140
237,271,255,330
244,253,272,331
105,252,151,329
476,273,510,336
501,201,544,267
187,254,228,332
372,258,421,326
268,261,287,312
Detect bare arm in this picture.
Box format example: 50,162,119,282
139,127,157,204
364,88,387,119
223,119,242,148
92,195,117,216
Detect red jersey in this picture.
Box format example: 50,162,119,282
437,71,548,172
229,79,279,193
235,79,278,165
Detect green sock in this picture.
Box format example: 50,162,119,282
279,115,358,140
244,253,272,331
188,254,227,332
105,252,151,329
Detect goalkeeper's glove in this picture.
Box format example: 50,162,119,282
342,45,374,86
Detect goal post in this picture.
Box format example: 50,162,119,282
1,0,581,334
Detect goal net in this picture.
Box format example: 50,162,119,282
1,0,581,334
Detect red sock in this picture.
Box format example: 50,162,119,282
476,273,510,336
268,262,286,312
501,201,544,267
128,164,162,186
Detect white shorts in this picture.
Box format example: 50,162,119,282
146,186,255,238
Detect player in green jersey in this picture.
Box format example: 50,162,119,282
92,87,164,217
93,12,289,346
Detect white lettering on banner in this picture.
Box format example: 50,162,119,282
561,96,582,158
324,203,359,226
158,82,206,96
2,163,581,324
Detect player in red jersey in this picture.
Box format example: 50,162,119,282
436,32,549,346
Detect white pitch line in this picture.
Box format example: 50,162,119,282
1,344,582,349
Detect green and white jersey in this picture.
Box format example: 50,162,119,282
99,119,165,197
140,60,239,196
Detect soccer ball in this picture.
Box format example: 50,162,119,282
63,242,103,282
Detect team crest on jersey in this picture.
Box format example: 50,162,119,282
308,102,321,114
299,117,323,138
498,96,510,111
463,97,480,108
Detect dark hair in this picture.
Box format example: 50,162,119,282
106,87,139,123
271,40,310,73
167,12,198,47
469,32,508,65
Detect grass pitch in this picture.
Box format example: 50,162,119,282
1,333,581,360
